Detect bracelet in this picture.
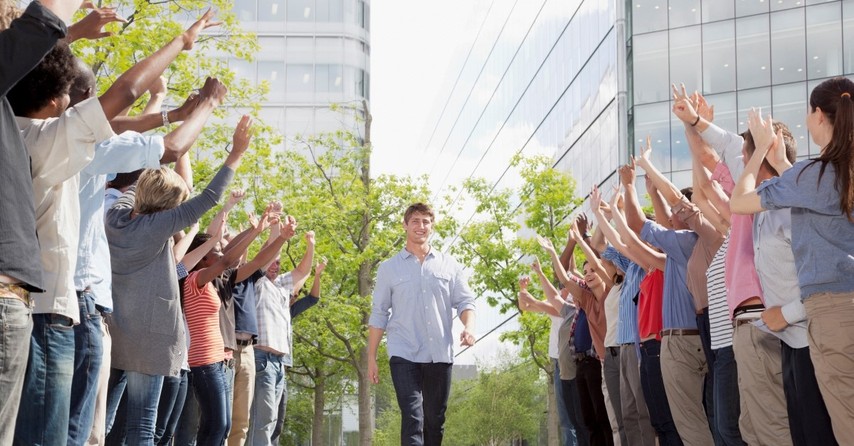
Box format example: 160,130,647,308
161,110,170,127
690,115,701,127
582,233,591,239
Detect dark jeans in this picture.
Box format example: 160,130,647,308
554,359,581,446
174,371,200,446
561,378,591,446
68,291,104,446
781,343,838,446
575,357,614,446
389,356,452,446
712,347,745,446
696,310,720,445
639,339,683,446
191,362,231,445
105,368,127,445
155,370,188,445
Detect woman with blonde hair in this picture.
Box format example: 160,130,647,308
105,114,253,444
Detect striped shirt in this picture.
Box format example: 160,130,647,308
602,247,644,344
707,236,734,350
183,271,225,367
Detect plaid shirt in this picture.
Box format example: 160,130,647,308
254,272,294,358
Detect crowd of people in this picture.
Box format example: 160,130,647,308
519,79,854,446
0,1,329,445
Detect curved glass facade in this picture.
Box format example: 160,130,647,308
418,0,854,364
233,0,370,149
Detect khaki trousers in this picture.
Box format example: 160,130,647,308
660,334,714,446
731,322,791,446
227,343,256,446
804,291,854,441
86,317,111,446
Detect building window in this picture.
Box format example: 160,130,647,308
702,20,736,94
233,0,256,21
737,87,771,130
287,64,314,92
771,82,810,157
807,3,843,80
702,0,734,23
845,1,854,74
315,0,343,22
632,102,672,172
257,0,284,21
736,15,770,89
669,26,702,94
669,0,701,28
632,0,668,34
735,0,769,17
258,61,286,102
633,31,670,104
771,8,806,84
288,0,314,22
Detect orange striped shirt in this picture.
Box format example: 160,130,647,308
184,271,225,367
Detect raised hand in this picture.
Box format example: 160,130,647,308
181,9,221,51
212,217,226,241
575,213,589,236
636,136,653,169
746,108,777,157
609,185,623,215
226,189,246,209
519,276,530,290
304,230,316,246
536,235,556,253
281,215,297,240
531,257,543,275
171,91,201,122
671,83,700,125
232,115,254,155
619,160,636,186
315,257,328,274
518,289,534,311
199,77,228,106
68,3,128,42
696,92,714,123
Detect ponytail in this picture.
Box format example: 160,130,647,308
807,78,854,221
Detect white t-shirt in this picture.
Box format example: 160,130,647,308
604,282,622,348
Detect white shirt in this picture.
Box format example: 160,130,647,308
74,132,164,310
17,97,114,322
548,314,562,359
604,282,622,348
255,272,294,357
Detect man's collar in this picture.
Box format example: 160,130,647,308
400,247,436,260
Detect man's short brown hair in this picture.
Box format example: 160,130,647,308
404,202,435,223
741,122,797,177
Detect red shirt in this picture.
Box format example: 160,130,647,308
183,271,225,367
638,269,664,341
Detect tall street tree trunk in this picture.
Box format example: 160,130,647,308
547,374,560,446
312,373,326,446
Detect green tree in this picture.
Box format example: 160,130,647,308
440,154,582,445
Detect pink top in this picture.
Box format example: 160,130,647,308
724,212,764,318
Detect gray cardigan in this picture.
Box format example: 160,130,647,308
106,167,234,376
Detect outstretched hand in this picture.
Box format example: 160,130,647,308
536,235,556,253
68,3,128,42
182,9,221,51
519,276,530,290
232,115,254,155
671,83,700,125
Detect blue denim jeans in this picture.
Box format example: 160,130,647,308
554,359,580,446
248,350,285,446
14,312,75,445
270,379,288,444
68,291,104,446
105,368,127,445
712,346,745,446
155,370,188,445
0,297,31,446
639,339,683,446
174,371,200,446
388,356,452,446
124,371,164,445
191,362,231,445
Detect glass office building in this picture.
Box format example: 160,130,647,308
230,0,371,150
418,0,854,362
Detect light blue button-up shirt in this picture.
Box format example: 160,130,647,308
369,247,477,364
74,132,164,310
641,220,699,330
602,246,644,344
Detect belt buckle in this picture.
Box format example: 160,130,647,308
0,283,31,307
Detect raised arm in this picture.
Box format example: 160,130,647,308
636,136,683,206
557,230,580,281
66,2,126,42
646,177,673,230
611,191,667,271
173,222,200,263
193,210,268,287
731,109,780,214
234,220,294,283
618,161,650,233
518,276,561,317
290,230,316,291
97,9,220,119
156,81,231,163
110,89,200,135
180,219,224,272
569,224,614,289
537,235,575,287
672,84,720,171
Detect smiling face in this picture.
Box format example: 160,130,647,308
403,211,433,245
582,261,599,287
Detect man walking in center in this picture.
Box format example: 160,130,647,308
368,202,476,446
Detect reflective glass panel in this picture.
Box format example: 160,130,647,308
632,102,672,172
702,21,736,94
702,0,734,22
233,0,256,21
257,0,284,21
633,31,670,104
771,9,806,84
287,64,314,93
669,0,701,28
288,0,314,21
632,0,668,34
736,0,769,16
807,3,843,79
772,82,809,157
737,87,771,130
736,15,771,89
670,26,702,95
258,61,285,102
842,0,854,74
